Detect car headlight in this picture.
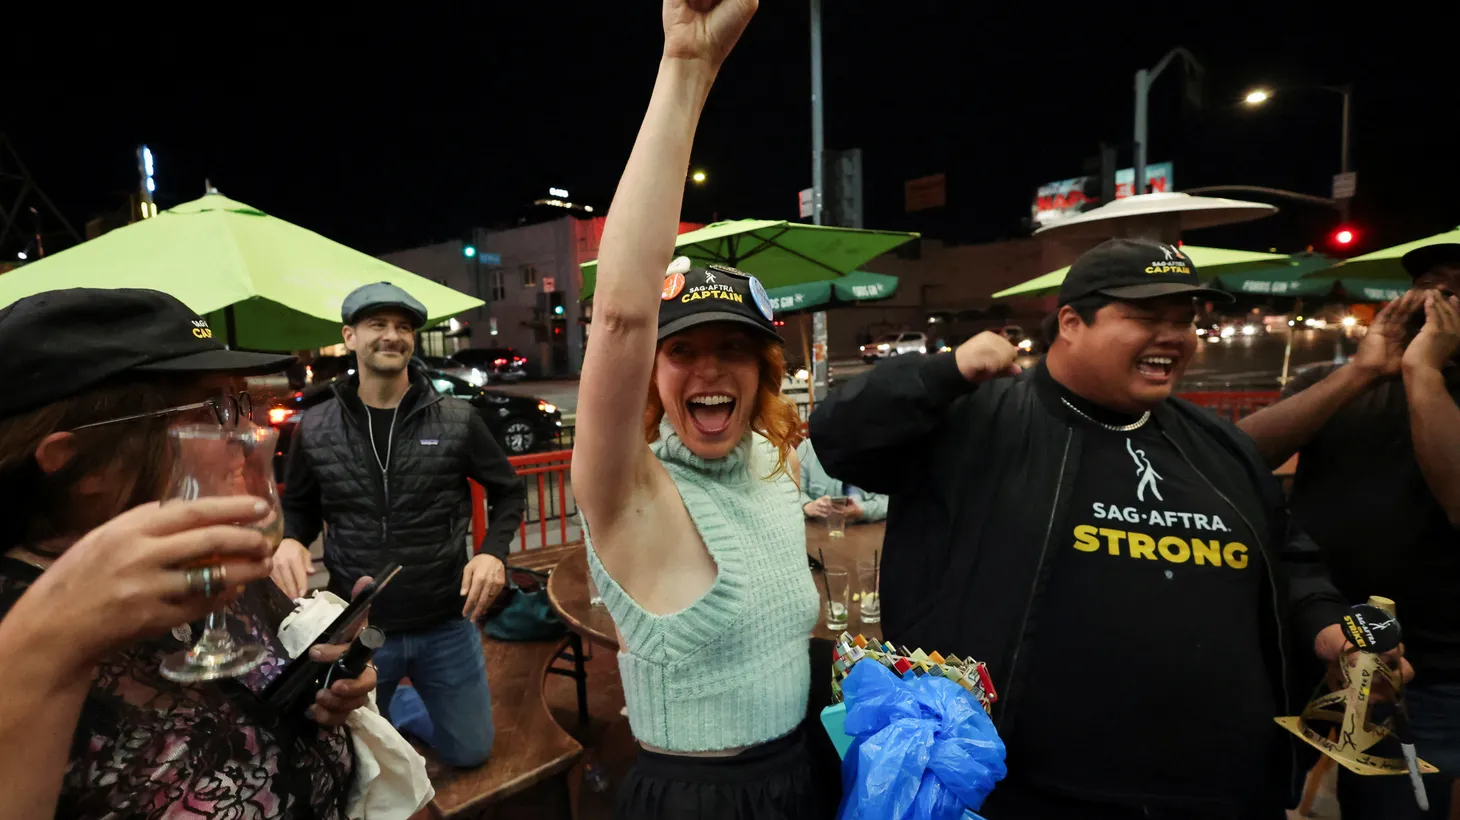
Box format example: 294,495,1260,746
1241,324,1257,336
538,401,557,414
878,343,889,351
919,345,927,354
468,368,486,385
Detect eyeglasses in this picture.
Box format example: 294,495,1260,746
71,391,254,432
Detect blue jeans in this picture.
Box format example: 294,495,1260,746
1337,682,1460,819
375,618,495,768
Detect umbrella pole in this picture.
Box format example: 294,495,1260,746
224,304,239,350
1279,298,1301,388
801,314,813,416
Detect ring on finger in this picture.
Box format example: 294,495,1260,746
183,568,208,595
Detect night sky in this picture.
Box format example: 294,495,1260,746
6,4,1456,265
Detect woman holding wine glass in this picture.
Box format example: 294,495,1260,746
0,288,378,820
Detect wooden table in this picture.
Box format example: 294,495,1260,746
546,547,619,651
546,521,889,652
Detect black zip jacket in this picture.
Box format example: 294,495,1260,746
809,355,1346,770
282,365,526,632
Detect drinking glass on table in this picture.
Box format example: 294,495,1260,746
825,496,849,538
857,560,880,624
824,565,850,631
159,422,283,682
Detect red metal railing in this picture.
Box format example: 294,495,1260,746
1177,390,1281,422
471,449,578,554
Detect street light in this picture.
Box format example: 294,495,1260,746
1134,47,1203,198
691,170,707,184
1243,83,1354,218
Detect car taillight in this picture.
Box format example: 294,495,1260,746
268,407,295,426
493,358,508,367
513,356,527,365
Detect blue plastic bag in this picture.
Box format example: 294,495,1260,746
836,661,1007,820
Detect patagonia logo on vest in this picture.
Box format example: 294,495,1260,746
420,439,439,445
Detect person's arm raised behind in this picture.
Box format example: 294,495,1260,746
571,0,757,534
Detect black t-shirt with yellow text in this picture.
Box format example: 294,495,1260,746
1007,415,1276,809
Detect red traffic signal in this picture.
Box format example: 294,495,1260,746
1330,226,1357,248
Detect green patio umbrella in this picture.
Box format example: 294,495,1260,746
990,245,1292,299
579,218,917,298
1305,225,1460,281
1336,279,1408,302
1211,252,1337,298
0,192,483,351
763,270,899,315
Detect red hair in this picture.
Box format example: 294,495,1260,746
644,337,803,482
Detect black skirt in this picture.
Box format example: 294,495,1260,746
616,728,827,820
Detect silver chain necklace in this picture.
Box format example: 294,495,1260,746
1061,397,1150,432
366,403,400,474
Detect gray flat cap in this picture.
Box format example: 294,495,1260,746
342,282,428,328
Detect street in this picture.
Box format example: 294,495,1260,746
485,327,1359,417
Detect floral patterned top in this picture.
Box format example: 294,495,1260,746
0,557,356,819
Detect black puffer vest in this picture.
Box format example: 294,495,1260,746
296,369,476,632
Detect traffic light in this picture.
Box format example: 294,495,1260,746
463,244,477,258
548,291,567,339
1328,225,1359,254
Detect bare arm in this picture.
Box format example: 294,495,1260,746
0,608,90,820
571,0,756,532
1239,291,1422,468
1401,290,1460,527
1237,364,1379,468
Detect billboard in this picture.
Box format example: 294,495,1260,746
1032,162,1174,229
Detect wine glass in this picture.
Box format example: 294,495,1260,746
159,423,284,683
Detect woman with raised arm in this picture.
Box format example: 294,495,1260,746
570,1,822,817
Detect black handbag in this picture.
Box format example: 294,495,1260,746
484,566,567,641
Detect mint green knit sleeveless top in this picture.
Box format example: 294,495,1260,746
584,421,819,752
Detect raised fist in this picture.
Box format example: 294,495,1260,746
954,331,1022,383
663,0,758,67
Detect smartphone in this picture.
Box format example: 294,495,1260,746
259,562,402,713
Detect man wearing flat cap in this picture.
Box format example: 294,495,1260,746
276,282,526,767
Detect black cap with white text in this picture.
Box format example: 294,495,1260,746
0,288,294,419
1057,238,1233,305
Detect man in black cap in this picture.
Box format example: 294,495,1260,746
1240,243,1460,819
812,238,1352,818
275,281,525,767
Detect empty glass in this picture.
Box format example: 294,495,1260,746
857,560,880,624
826,496,848,538
823,565,850,631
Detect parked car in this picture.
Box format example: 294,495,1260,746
268,368,563,480
417,355,486,386
859,331,928,362
449,347,528,383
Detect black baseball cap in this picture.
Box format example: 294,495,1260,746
657,259,782,343
1400,243,1460,278
342,282,428,328
1057,238,1232,305
0,288,295,419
